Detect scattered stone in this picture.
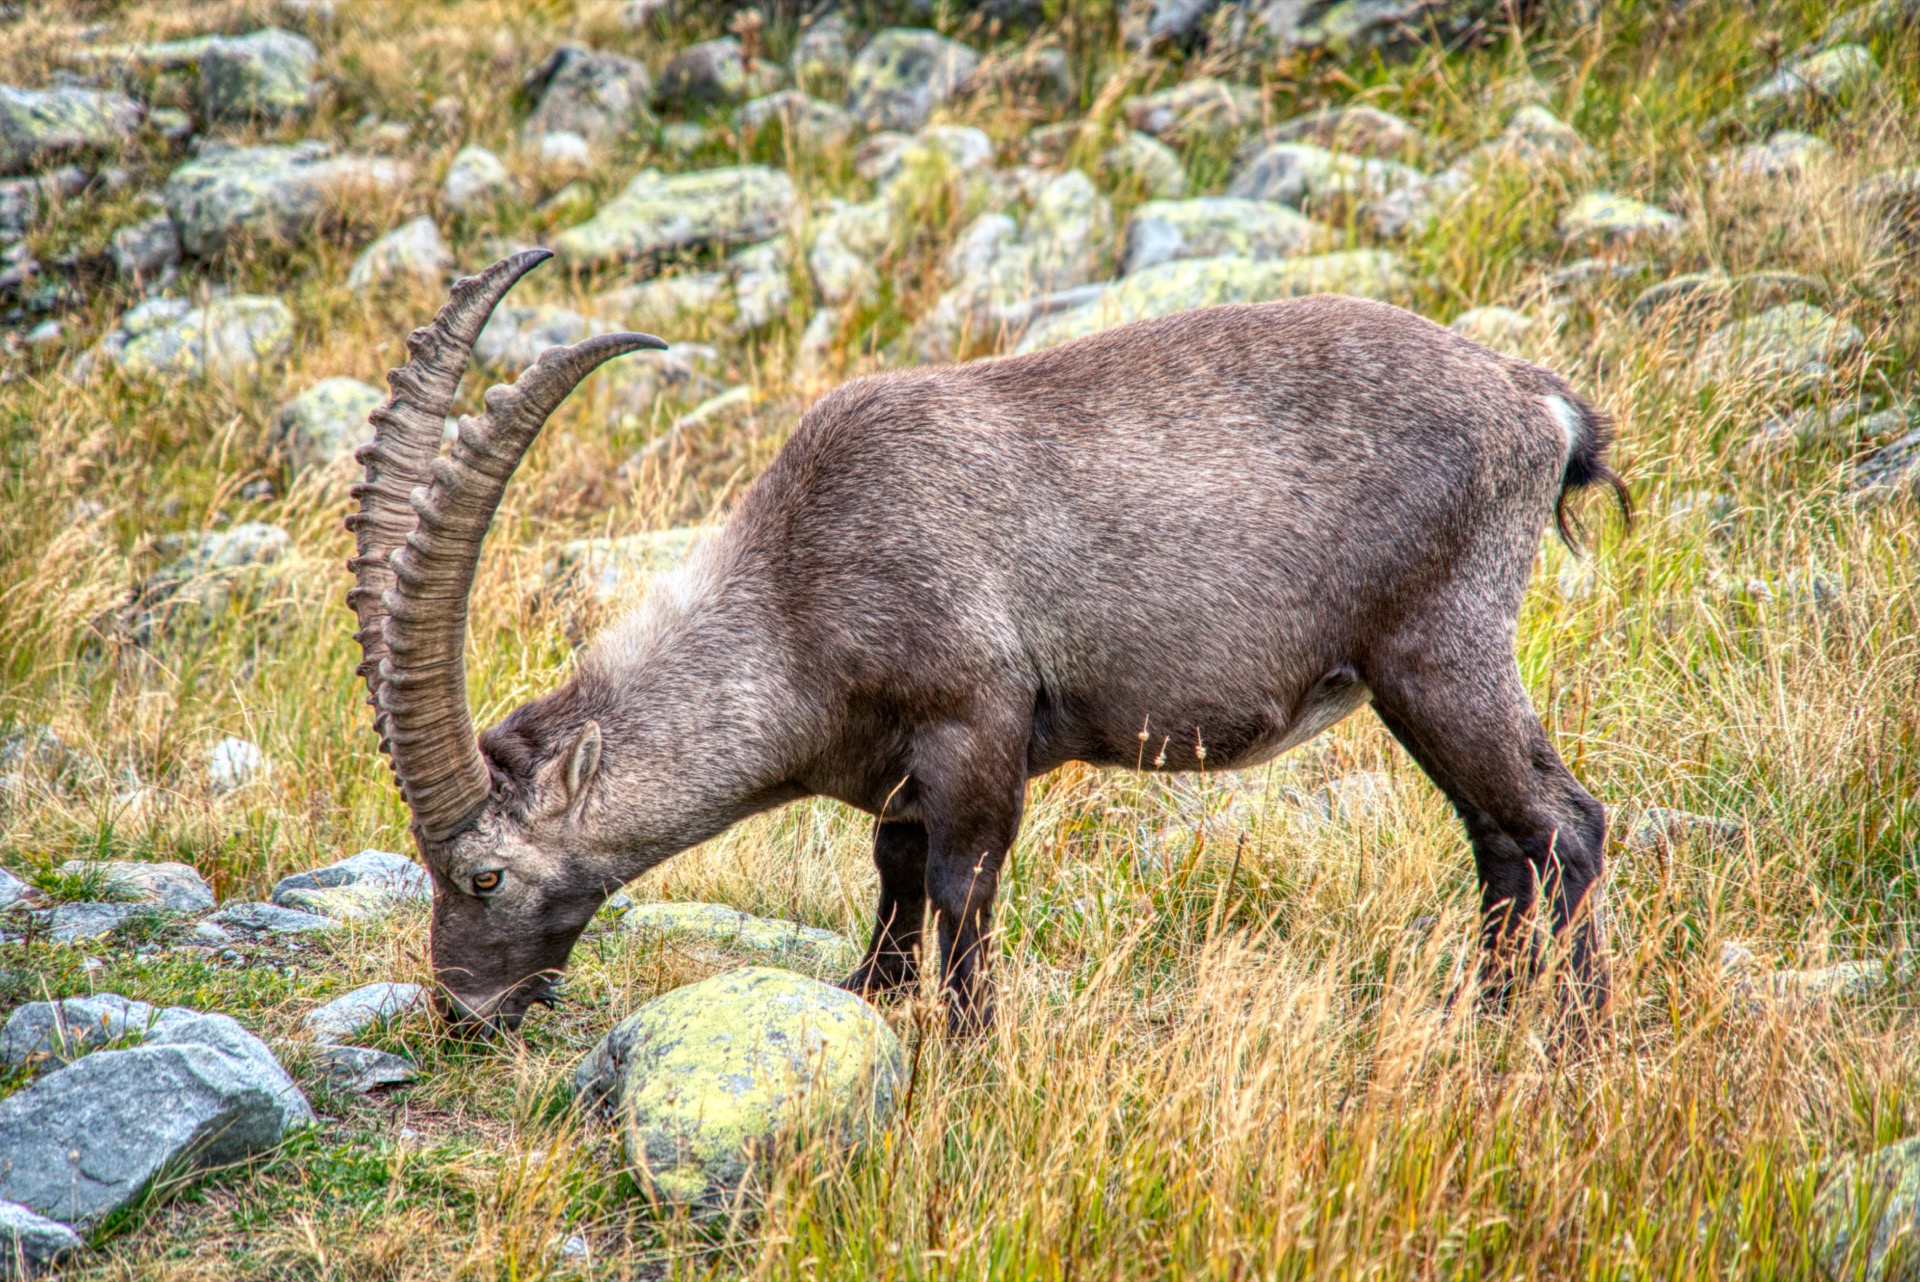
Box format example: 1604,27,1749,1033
1227,141,1426,212
1747,44,1879,113
22,320,57,348
163,144,411,257
0,994,192,1072
271,376,383,473
657,37,780,108
196,27,317,122
844,28,980,133
310,1044,419,1093
808,197,891,304
131,522,294,633
1301,772,1392,824
537,129,593,170
729,238,792,332
109,214,180,284
346,215,453,291
0,1200,80,1277
620,902,859,974
964,45,1073,107
1716,129,1834,181
0,1012,312,1231
736,92,855,150
1754,960,1900,1004
791,14,852,90
208,901,339,935
106,294,295,383
1559,191,1683,244
0,84,141,173
53,860,213,912
596,272,729,329
870,123,995,193
1016,249,1408,353
657,121,710,156
1449,305,1538,353
1629,272,1734,325
1698,303,1863,382
1811,1135,1920,1282
441,144,513,213
1122,197,1324,275
472,303,616,375
552,165,795,269
1485,104,1588,165
207,735,270,792
1123,77,1262,144
546,528,712,605
1624,807,1746,855
0,868,32,912
1103,130,1186,198
149,105,193,142
273,848,427,901
522,44,651,146
304,982,425,1043
1265,104,1418,156
43,902,156,943
1852,426,1920,499
794,306,840,373
573,966,903,1209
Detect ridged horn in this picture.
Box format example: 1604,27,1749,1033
378,330,668,841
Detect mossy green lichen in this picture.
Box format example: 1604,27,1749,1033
551,166,796,269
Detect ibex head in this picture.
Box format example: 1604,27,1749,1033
345,250,665,1032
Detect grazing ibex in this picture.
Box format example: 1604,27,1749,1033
348,250,1627,1035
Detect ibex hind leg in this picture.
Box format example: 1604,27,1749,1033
1367,648,1611,1027
842,820,927,1002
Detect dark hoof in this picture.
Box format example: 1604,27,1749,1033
839,964,918,1003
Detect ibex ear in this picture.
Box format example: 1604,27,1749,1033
560,720,601,811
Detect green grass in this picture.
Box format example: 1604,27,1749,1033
0,0,1915,1277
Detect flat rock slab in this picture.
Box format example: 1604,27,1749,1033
0,85,141,173
208,901,339,935
0,1012,311,1231
844,28,979,133
163,143,411,257
40,902,152,943
0,993,195,1073
0,1199,80,1278
619,902,859,975
54,860,213,912
311,1045,420,1093
304,982,425,1044
551,165,795,268
575,966,903,1210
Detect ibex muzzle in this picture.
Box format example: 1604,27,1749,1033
349,253,1628,1036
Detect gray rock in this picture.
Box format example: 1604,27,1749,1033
271,848,428,903
573,966,903,1209
0,1200,79,1278
133,525,294,632
206,734,270,791
110,214,181,284
543,527,713,604
1301,771,1392,824
1122,77,1261,144
197,27,317,122
729,238,791,332
619,902,859,973
441,144,513,213
1716,129,1834,181
53,860,213,912
1122,197,1324,275
1629,272,1734,324
1624,807,1746,855
595,273,730,331
1227,141,1426,211
808,197,890,305
657,37,781,108
271,376,384,473
311,1044,419,1093
1698,303,1863,382
43,902,154,943
0,994,192,1072
1103,130,1186,199
108,294,295,383
1449,305,1538,353
1129,0,1229,48
523,44,651,146
1559,191,1683,245
0,868,31,912
163,143,412,257
844,28,980,133
1812,1136,1920,1281
208,901,339,935
346,215,453,291
791,14,852,90
964,46,1073,107
551,165,795,269
304,981,425,1043
736,92,855,150
1747,44,1879,113
473,303,617,375
1266,104,1418,156
869,123,995,192
656,121,709,156
0,85,141,173
537,129,593,169
1853,426,1920,500
0,1013,311,1230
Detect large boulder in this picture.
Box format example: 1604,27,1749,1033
1016,250,1409,353
0,994,194,1074
0,85,140,174
0,1013,312,1231
441,144,514,213
1227,141,1427,212
619,902,859,974
52,860,213,912
1559,191,1683,245
523,44,651,145
1810,1135,1920,1281
552,165,795,269
1122,197,1325,275
791,14,853,90
1103,130,1187,199
107,295,295,383
736,92,856,150
1122,77,1261,144
197,27,318,122
346,215,454,291
163,143,412,257
808,197,891,305
0,1200,79,1278
39,903,152,943
304,982,425,1043
271,376,384,473
573,967,904,1209
844,29,979,133
657,37,781,108
272,848,429,920
1697,303,1863,382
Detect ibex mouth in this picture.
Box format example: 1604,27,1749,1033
437,974,560,1038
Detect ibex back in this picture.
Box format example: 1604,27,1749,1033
348,251,1628,1035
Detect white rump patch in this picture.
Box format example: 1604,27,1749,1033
1542,395,1583,464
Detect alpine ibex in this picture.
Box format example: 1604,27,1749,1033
349,250,1628,1035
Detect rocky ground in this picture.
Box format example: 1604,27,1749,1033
0,0,1916,1278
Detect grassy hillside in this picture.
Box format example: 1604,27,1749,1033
0,0,1915,1277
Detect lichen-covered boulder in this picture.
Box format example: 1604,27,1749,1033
40,903,150,943
1449,305,1538,354
1122,197,1324,275
1103,130,1187,199
523,44,651,145
1717,129,1834,182
197,27,317,122
1698,303,1862,381
271,376,384,473
164,144,411,257
1227,141,1426,211
791,14,852,90
442,144,514,213
1016,250,1409,353
473,303,618,375
1122,77,1261,144
736,92,855,150
208,901,340,935
110,213,181,283
0,85,141,173
729,238,792,332
346,215,453,291
573,967,904,1210
844,29,979,133
110,295,295,383
1559,191,1683,245
808,197,891,304
1748,44,1879,114
1266,104,1418,156
1811,1135,1920,1281
619,902,859,974
271,846,427,903
304,982,425,1043
657,37,782,108
53,860,213,912
552,165,795,268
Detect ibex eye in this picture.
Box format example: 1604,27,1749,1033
472,870,503,893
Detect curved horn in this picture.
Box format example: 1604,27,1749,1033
346,249,554,763
379,330,668,841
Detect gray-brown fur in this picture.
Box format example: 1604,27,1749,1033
360,274,1625,1034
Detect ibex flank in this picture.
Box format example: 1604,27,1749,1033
347,250,1628,1036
